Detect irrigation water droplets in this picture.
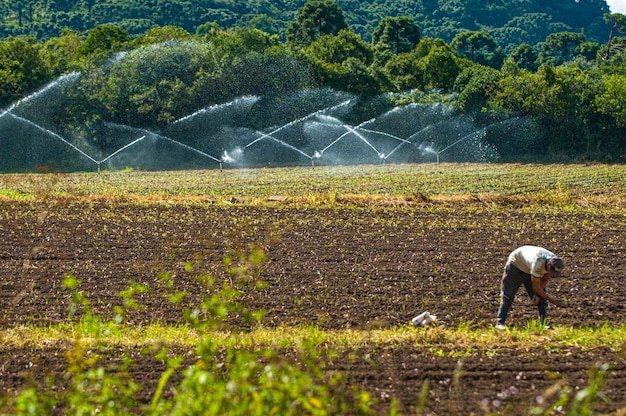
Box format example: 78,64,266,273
0,51,541,172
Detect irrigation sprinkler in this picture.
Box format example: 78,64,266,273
106,122,224,168
96,136,146,173
6,113,150,172
311,151,322,168
434,128,486,166
3,80,524,171
245,100,351,150
7,113,100,166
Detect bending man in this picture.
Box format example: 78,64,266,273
496,245,567,330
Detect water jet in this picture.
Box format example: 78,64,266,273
0,68,540,172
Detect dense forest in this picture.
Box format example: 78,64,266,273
1,0,626,170
0,0,614,49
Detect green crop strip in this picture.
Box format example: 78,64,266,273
1,163,626,212
2,322,625,352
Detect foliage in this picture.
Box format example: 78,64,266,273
454,64,501,112
0,0,613,49
1,2,626,165
594,74,626,127
507,43,539,72
0,36,50,107
305,29,373,65
420,44,465,90
538,31,588,66
371,16,421,65
286,0,348,47
0,249,375,415
75,24,133,61
450,30,503,68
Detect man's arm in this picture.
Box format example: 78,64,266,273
532,276,566,306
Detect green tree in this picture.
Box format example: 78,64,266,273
0,36,50,106
209,27,280,60
87,40,216,127
316,57,381,96
371,16,420,65
304,29,378,95
155,0,192,31
492,13,572,50
381,38,451,92
134,26,192,46
305,29,373,65
7,0,28,27
576,41,601,62
248,14,279,35
454,64,500,112
538,31,587,66
490,68,551,116
421,44,463,90
41,28,81,76
383,51,424,92
196,22,222,37
490,64,605,157
508,43,539,72
595,74,626,127
436,0,473,28
450,30,500,67
76,25,132,61
602,13,626,60
286,0,348,47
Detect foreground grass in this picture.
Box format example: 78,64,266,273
3,321,624,415
2,322,625,353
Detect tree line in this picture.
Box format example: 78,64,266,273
0,0,616,54
1,0,626,163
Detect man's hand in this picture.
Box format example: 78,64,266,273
558,299,568,307
532,294,540,305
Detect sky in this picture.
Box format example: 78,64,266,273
606,0,626,14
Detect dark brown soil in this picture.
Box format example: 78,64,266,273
1,200,625,414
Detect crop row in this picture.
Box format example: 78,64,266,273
0,163,624,196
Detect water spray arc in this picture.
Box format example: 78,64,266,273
434,130,484,165
244,100,352,150
96,136,146,172
429,117,520,165
170,95,261,126
106,122,223,166
316,116,377,156
250,131,315,161
2,68,537,172
5,113,149,171
0,72,81,119
7,113,99,165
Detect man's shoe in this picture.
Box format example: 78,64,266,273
495,324,506,330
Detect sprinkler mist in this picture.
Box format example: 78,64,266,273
96,136,146,173
1,67,538,172
4,111,146,172
429,118,518,166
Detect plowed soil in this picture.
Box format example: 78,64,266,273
1,200,625,414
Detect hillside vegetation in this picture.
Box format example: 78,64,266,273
0,0,613,49
1,1,625,170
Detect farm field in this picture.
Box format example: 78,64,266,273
1,163,626,415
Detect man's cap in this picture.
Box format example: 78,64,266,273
547,256,564,277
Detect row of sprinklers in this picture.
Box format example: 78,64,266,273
1,73,517,171
2,98,500,172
